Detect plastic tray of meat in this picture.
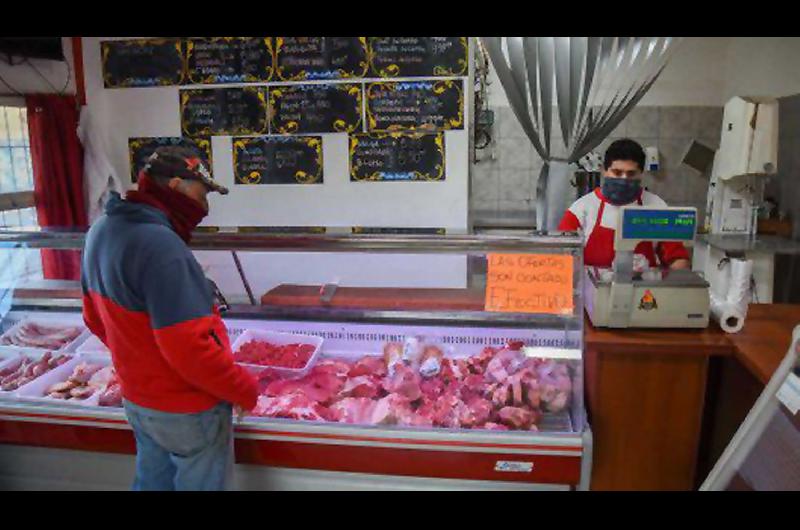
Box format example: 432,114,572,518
75,334,111,356
0,351,75,399
231,329,323,379
0,317,85,353
14,354,121,408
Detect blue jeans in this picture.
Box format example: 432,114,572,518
123,399,235,491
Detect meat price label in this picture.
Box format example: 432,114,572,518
485,253,574,315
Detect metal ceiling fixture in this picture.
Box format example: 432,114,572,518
481,37,682,230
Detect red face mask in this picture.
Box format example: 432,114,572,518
125,173,208,243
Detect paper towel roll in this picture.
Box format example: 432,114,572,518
728,258,753,309
710,295,745,333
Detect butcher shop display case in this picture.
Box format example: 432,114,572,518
0,228,591,490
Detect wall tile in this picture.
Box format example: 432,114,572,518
498,169,536,200
626,107,659,138
471,163,499,202
496,107,527,140
695,107,723,144
497,138,535,170
657,137,691,172
659,106,696,138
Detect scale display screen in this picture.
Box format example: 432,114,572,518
621,208,697,241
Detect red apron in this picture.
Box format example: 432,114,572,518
584,196,658,268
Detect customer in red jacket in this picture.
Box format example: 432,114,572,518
81,146,258,491
558,138,691,270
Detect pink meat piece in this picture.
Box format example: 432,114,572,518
466,347,498,375
338,375,382,399
485,349,526,383
482,422,510,431
425,393,468,429
489,383,510,408
263,371,344,405
459,373,487,402
440,358,469,382
348,356,387,378
252,392,330,421
98,384,123,407
87,366,115,389
384,363,422,401
69,362,103,384
370,393,413,425
311,359,352,379
497,406,536,430
420,377,446,400
329,398,377,424
536,360,572,413
464,397,493,427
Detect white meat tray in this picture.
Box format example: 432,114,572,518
0,316,86,353
14,354,114,408
230,329,323,379
0,351,77,400
75,334,110,356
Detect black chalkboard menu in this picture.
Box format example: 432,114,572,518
186,37,274,84
275,37,368,81
101,38,185,88
269,84,362,134
181,87,268,136
350,132,444,181
368,37,468,78
128,137,212,183
232,136,323,184
366,80,464,132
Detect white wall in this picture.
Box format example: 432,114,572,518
0,38,76,98
485,37,800,109
723,37,800,100
80,37,470,231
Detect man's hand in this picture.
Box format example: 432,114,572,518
670,258,691,270
233,405,249,423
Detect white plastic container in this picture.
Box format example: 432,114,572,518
230,329,323,379
0,316,85,353
76,334,111,356
0,351,77,399
15,355,113,408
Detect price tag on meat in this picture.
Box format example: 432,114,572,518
485,254,574,315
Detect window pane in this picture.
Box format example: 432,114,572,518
0,108,8,148
11,147,31,190
5,107,27,147
19,110,29,148
0,149,12,192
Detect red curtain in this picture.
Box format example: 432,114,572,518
26,94,87,281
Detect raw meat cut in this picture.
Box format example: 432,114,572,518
247,342,573,433
252,392,331,421
348,356,387,378
0,353,69,392
0,322,82,349
384,363,422,401
338,375,382,399
329,398,376,424
234,340,316,369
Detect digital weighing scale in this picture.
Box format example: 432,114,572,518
585,206,710,328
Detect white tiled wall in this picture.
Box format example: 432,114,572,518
471,105,724,227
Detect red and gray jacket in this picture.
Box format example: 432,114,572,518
81,193,258,413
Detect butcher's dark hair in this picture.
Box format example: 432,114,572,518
604,138,646,171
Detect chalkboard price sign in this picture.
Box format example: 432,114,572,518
270,83,362,134
366,80,464,132
186,37,274,84
233,136,323,185
128,137,212,183
350,132,444,181
368,37,468,78
101,38,185,88
275,37,368,81
180,87,268,136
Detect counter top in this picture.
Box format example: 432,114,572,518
697,234,800,255
723,304,800,384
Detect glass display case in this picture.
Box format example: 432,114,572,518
0,228,591,490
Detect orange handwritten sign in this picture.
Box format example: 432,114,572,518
485,253,574,315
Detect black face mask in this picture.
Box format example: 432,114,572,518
602,177,642,205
